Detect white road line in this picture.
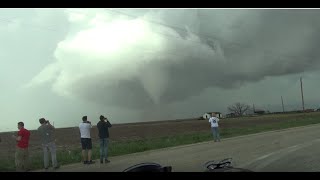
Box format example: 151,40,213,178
242,138,320,170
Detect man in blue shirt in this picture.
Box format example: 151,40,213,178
97,115,112,164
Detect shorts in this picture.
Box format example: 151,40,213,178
80,138,92,150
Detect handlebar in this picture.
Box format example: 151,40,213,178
204,158,233,170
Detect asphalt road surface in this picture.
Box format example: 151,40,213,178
42,124,320,172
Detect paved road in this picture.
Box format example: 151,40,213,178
45,124,320,172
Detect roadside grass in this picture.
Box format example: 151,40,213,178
1,114,320,171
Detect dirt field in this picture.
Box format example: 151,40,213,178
0,112,318,158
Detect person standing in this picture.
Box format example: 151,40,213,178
38,118,59,170
209,113,221,142
79,116,95,164
12,122,30,171
97,115,112,164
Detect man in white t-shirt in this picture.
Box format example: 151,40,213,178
208,113,220,142
79,116,95,164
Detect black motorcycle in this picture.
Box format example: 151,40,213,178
123,158,252,172
123,162,172,172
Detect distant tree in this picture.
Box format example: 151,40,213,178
254,110,265,115
227,102,250,116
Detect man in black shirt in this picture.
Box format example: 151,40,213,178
97,115,112,164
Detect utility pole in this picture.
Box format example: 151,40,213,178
281,96,285,113
300,77,305,111
253,104,255,113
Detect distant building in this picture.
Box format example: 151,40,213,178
304,109,314,113
243,109,255,116
244,109,265,116
202,112,223,119
254,109,266,115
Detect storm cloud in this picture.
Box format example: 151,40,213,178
27,9,320,110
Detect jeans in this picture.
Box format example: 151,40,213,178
211,127,220,142
99,138,109,160
42,141,58,168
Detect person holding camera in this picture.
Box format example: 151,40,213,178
38,118,59,170
209,113,221,142
97,115,112,164
79,116,95,164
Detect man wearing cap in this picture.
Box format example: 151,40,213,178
38,118,59,170
97,115,112,164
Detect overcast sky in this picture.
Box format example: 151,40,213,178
1,8,320,132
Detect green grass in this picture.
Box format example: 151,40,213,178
0,155,15,172
1,114,320,171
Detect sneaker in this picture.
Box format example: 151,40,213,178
87,160,95,164
83,161,88,165
100,159,103,164
105,159,110,163
54,165,60,169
